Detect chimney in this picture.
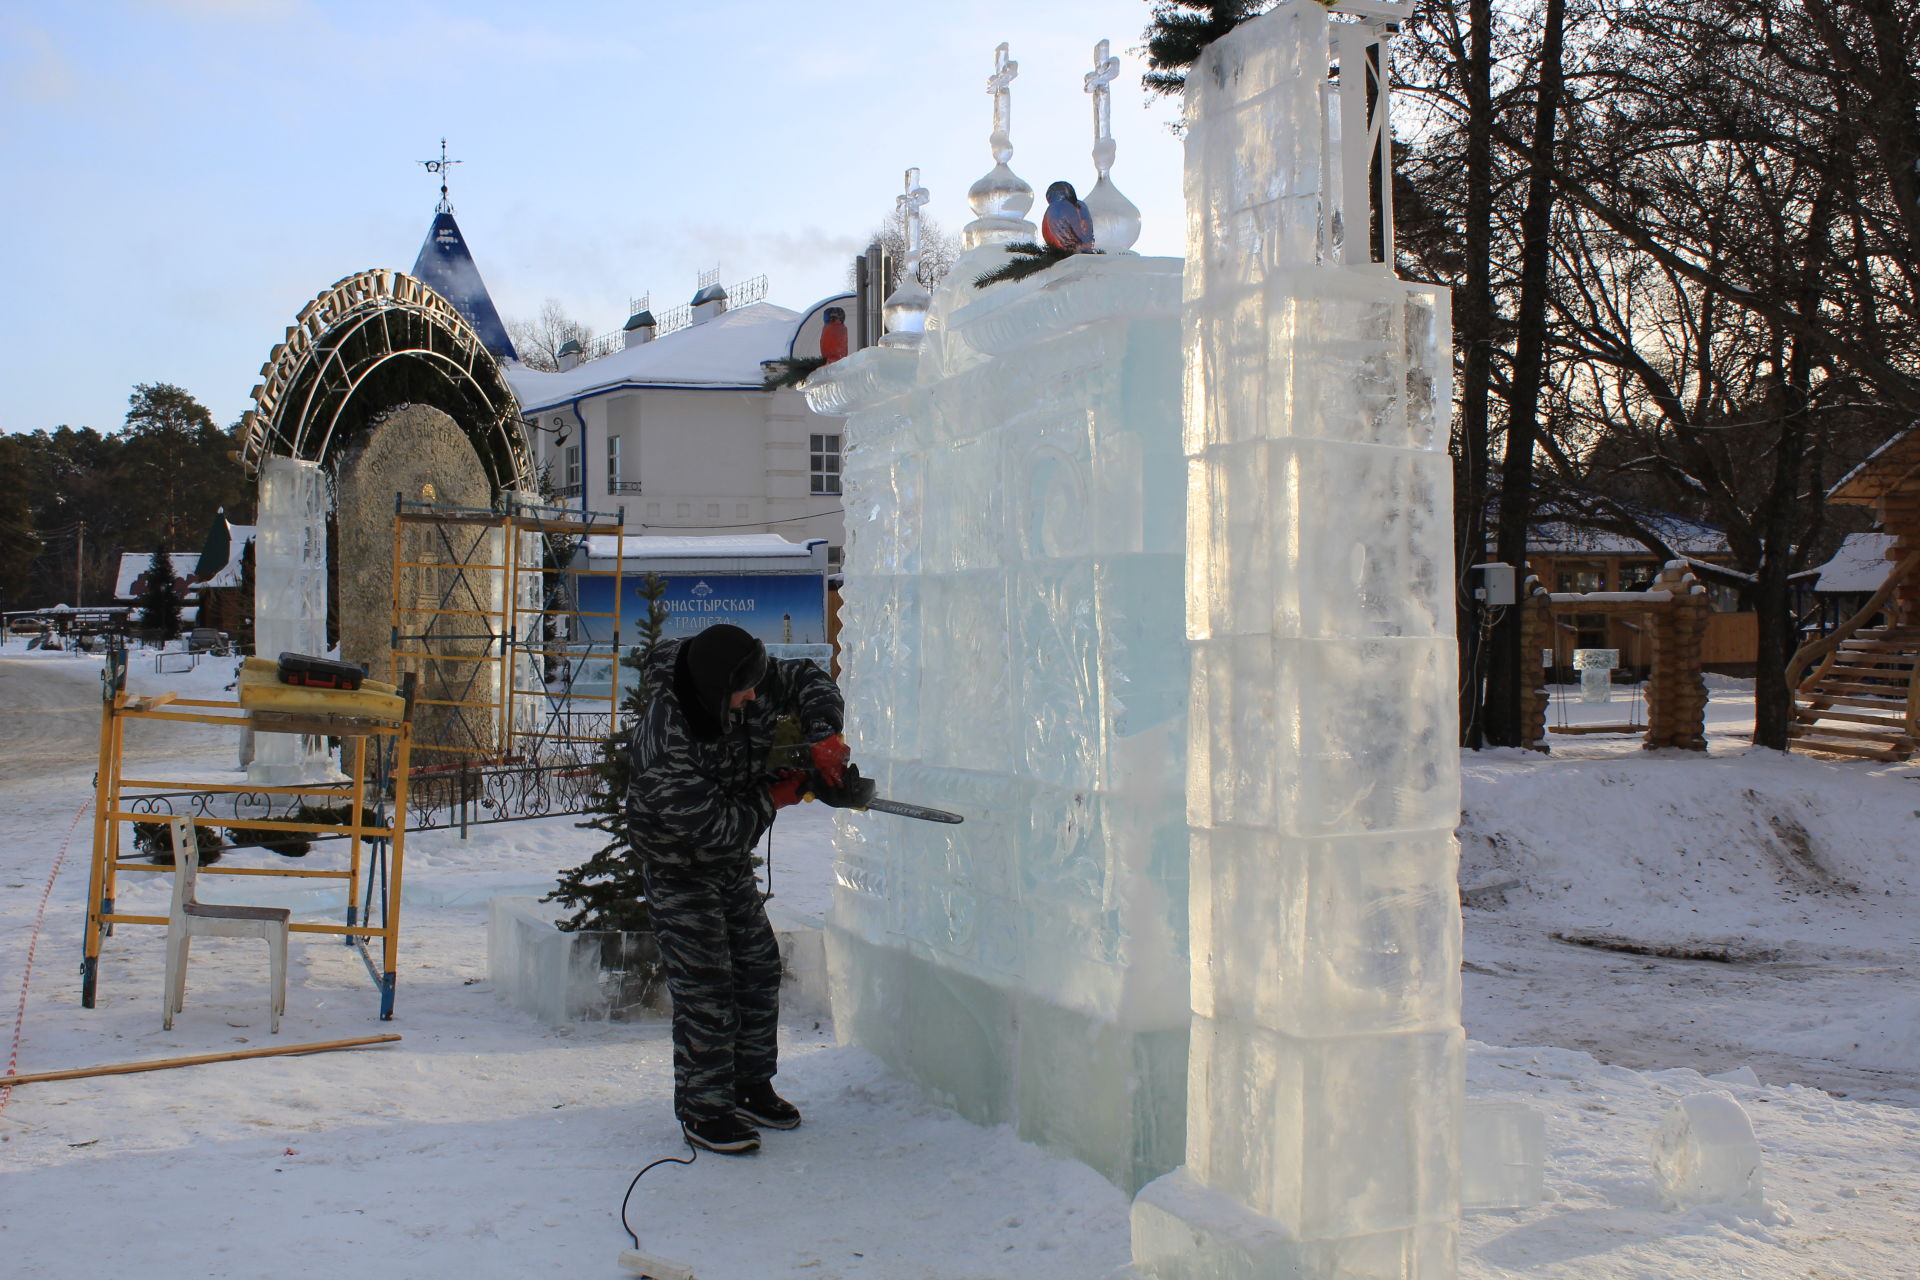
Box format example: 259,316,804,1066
556,338,583,371
691,283,728,325
623,310,657,347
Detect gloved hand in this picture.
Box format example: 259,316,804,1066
768,769,808,810
809,734,850,788
809,762,876,810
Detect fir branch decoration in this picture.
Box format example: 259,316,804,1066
762,355,827,391
972,241,1078,289
544,571,670,933
1143,0,1267,96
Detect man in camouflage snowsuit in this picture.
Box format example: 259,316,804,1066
625,623,847,1154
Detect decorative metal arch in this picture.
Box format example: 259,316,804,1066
238,268,533,493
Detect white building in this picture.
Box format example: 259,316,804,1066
505,288,854,568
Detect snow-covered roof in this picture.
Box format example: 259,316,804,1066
507,303,802,413
1810,532,1899,593
1830,421,1920,504
581,534,822,561
190,525,255,590
114,551,198,600
1524,516,1729,557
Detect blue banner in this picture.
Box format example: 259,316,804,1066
576,572,827,648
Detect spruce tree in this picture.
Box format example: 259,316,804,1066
138,545,183,642
1142,1,1268,95
544,572,670,932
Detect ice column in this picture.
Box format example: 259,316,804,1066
249,456,340,784
807,203,1189,1190
1131,5,1463,1279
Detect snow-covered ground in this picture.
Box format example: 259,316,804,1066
2,642,1916,1277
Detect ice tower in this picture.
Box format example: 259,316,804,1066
805,47,1192,1192
249,456,339,784
1130,4,1462,1278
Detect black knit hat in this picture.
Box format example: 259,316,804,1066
674,624,768,736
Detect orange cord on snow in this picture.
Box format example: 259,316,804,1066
0,802,92,1121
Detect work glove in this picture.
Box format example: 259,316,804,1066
768,769,808,810
809,734,850,788
809,762,876,811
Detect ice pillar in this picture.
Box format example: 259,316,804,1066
1131,5,1463,1278
807,246,1190,1193
249,456,339,784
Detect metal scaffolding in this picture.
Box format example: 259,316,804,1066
389,497,625,771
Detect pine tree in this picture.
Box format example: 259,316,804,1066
544,572,670,932
138,545,183,642
1142,1,1269,95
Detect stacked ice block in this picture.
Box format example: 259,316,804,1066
249,456,339,784
807,249,1190,1192
1131,5,1463,1278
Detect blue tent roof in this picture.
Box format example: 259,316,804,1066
410,212,518,361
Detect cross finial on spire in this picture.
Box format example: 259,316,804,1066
987,42,1019,165
1086,39,1119,177
419,138,461,214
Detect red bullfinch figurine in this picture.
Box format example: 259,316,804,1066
1041,180,1096,254
820,305,849,363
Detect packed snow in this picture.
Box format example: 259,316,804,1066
3,642,1918,1277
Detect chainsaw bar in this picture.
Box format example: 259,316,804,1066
863,797,964,824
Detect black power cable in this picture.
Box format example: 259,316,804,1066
619,1135,699,1251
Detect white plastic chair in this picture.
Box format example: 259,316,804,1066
162,816,292,1034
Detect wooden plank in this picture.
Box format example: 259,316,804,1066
0,1035,402,1088
1794,707,1910,728
1789,735,1907,761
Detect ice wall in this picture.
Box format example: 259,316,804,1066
806,249,1190,1192
1130,5,1463,1278
250,456,339,784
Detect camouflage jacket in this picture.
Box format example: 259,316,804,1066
624,638,843,872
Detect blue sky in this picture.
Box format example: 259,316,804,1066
0,0,1188,436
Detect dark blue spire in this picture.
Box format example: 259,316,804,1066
410,211,518,361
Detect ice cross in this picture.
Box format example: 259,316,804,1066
1085,39,1120,176
897,167,930,260
987,42,1018,165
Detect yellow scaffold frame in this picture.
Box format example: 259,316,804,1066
80,649,416,1020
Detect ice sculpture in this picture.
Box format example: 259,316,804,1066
806,188,1189,1188
963,43,1037,249
249,456,341,784
880,168,932,349
1083,39,1142,253
1129,5,1463,1278
1651,1094,1765,1211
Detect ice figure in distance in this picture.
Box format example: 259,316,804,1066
963,43,1037,249
1083,38,1142,253
881,167,932,348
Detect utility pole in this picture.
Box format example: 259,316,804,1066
75,522,85,607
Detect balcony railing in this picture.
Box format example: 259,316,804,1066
610,481,644,494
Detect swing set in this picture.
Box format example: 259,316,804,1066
1518,561,1712,752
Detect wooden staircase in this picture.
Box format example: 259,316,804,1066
1786,550,1920,761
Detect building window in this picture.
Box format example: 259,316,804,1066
562,444,581,490
606,434,621,486
810,433,841,495
827,544,843,569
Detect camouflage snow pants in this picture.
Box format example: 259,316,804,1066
640,859,783,1123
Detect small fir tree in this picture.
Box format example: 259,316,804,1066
1142,1,1268,95
544,572,670,932
138,545,183,641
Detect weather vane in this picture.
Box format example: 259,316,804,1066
419,138,461,214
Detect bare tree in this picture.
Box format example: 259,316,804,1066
506,299,592,372
848,207,960,294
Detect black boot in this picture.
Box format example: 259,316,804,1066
735,1080,802,1130
683,1113,761,1154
